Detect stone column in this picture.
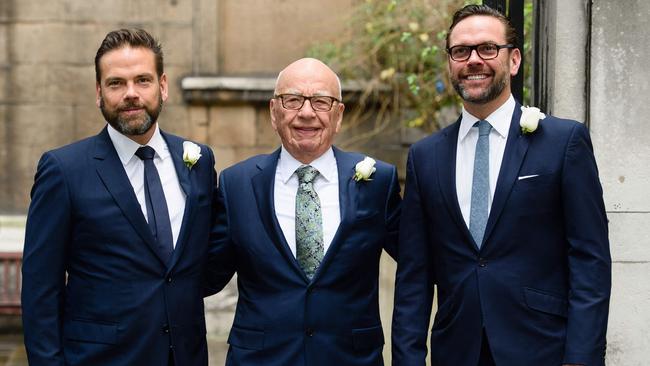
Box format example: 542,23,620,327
538,0,650,363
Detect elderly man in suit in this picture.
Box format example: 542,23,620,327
391,5,611,366
22,28,217,365
206,57,401,365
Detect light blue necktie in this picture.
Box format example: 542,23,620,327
469,120,492,248
295,165,324,280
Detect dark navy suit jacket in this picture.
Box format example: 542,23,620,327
206,147,401,366
392,105,611,366
22,127,218,366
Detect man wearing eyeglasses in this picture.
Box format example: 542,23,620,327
392,5,610,366
206,58,401,365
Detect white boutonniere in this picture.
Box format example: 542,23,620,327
353,156,376,182
182,141,202,169
520,106,546,134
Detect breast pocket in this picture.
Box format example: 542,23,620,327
514,173,555,190
511,174,559,216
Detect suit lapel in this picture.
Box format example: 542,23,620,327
311,147,358,281
251,149,306,279
163,132,194,271
92,128,168,266
483,104,529,246
437,119,477,248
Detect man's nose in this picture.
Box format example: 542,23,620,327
124,82,139,99
466,49,484,64
298,98,317,116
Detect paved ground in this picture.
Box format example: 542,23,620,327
0,335,26,366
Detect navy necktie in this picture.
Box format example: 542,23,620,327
135,146,173,263
469,120,492,248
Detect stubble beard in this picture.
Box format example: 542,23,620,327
100,94,163,136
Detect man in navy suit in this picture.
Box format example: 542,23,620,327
392,5,610,366
22,29,217,365
206,58,401,365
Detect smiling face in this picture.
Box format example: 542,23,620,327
448,15,520,118
96,46,168,145
270,58,344,164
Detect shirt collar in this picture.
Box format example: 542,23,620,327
107,123,170,165
277,146,337,184
458,94,515,141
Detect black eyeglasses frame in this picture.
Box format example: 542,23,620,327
446,43,515,61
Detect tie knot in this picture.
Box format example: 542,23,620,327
135,146,156,160
474,120,492,136
296,165,319,184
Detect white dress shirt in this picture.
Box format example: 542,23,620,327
274,146,341,257
107,124,186,248
456,95,515,228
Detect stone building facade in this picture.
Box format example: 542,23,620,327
1,0,649,365
0,0,404,363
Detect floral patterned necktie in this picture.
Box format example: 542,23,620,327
295,165,324,280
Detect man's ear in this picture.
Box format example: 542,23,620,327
510,47,522,76
334,102,345,134
269,99,278,131
96,82,102,108
159,73,169,102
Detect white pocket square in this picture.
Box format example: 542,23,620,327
517,174,539,180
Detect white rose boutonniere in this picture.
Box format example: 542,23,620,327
182,141,202,169
520,106,546,134
353,156,376,182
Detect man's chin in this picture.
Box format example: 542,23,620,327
110,119,155,136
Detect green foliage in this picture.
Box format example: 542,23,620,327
307,0,533,137
308,0,470,133
522,0,533,105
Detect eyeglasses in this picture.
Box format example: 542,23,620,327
274,94,340,112
447,43,515,61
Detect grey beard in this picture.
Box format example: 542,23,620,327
453,74,508,104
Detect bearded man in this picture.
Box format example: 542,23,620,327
391,5,611,366
22,28,218,366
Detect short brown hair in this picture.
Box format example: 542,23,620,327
95,28,164,83
445,4,518,49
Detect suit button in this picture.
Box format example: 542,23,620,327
306,328,314,337
162,324,170,333
307,287,313,294
478,258,487,267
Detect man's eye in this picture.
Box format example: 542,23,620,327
453,47,468,56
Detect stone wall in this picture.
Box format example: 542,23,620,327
539,0,650,363
0,0,357,213
0,1,402,364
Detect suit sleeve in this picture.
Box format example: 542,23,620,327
204,169,236,296
21,153,70,366
382,166,401,260
561,123,611,365
391,148,435,366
